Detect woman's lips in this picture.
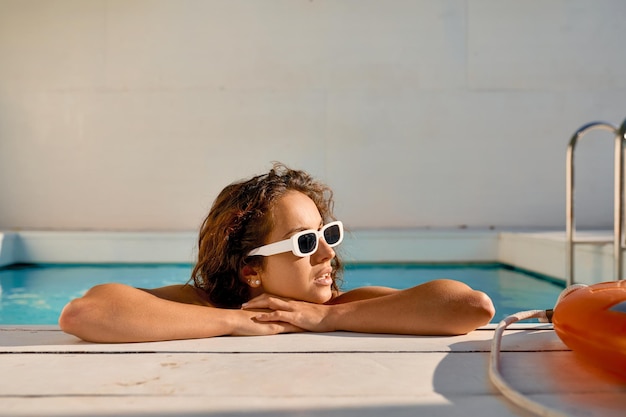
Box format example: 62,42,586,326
314,273,333,286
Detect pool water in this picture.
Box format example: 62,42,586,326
0,263,564,325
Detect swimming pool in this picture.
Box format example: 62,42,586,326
0,263,564,325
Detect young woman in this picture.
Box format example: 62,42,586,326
59,164,495,343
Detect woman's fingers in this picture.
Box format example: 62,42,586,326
253,319,302,334
242,296,301,326
232,310,304,335
253,310,290,322
242,294,293,311
241,295,333,332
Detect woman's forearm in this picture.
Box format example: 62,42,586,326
59,283,300,343
59,283,235,342
326,280,495,335
247,279,495,336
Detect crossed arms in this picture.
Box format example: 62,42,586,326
59,280,495,343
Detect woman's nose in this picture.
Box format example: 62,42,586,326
314,237,335,262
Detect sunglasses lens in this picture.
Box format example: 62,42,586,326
297,232,318,254
324,224,341,245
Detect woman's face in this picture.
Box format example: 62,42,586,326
255,190,336,303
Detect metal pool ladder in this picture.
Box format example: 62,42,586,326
566,117,626,286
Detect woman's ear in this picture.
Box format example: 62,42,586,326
241,265,262,287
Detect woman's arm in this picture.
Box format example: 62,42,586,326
244,279,495,336
58,283,301,343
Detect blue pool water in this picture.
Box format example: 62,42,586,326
0,263,564,325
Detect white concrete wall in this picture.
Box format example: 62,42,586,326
1,0,625,231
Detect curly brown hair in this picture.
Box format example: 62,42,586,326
190,163,343,308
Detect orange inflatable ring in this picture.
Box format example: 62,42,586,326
552,281,626,379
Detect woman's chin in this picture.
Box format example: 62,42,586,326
306,287,333,304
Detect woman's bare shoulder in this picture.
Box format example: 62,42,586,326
141,284,214,306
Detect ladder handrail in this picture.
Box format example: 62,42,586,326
565,120,622,286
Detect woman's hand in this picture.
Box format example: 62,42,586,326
230,307,305,336
241,293,337,333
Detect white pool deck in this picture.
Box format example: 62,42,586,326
1,229,626,416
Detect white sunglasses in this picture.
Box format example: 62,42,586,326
247,221,344,257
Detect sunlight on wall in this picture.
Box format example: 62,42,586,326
0,1,625,231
